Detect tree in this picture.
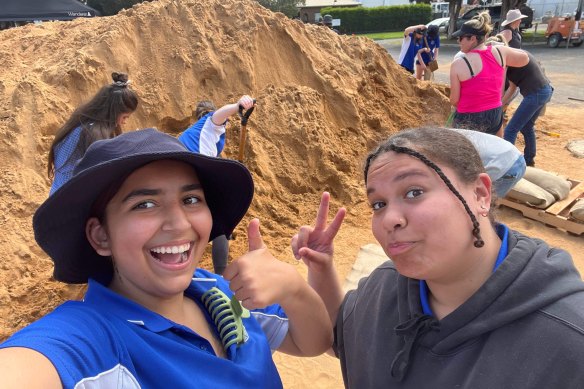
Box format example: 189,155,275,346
447,0,463,39
257,0,304,18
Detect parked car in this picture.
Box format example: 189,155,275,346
427,17,450,34
545,17,582,47
455,4,534,33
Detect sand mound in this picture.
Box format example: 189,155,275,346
0,0,450,339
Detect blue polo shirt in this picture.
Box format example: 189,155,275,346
0,269,286,388
421,35,440,64
398,33,423,72
50,126,83,195
178,112,227,157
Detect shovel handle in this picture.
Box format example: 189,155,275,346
238,125,247,162
238,99,256,126
237,99,256,162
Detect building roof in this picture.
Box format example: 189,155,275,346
0,0,99,22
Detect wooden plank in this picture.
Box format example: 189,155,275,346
498,196,584,235
546,181,584,215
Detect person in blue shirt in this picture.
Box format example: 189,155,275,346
178,94,255,275
397,25,426,74
292,127,584,388
0,129,332,388
47,72,138,194
415,24,440,81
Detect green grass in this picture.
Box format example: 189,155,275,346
359,31,404,40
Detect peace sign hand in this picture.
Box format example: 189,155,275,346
291,192,346,273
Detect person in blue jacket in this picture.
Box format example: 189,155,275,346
397,25,426,74
178,95,255,275
0,129,332,388
415,24,440,81
293,127,584,388
48,72,138,194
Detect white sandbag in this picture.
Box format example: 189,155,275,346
506,178,556,209
523,167,571,201
567,140,584,158
569,199,584,223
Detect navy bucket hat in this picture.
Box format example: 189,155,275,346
33,128,254,284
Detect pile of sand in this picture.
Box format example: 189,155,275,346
3,2,584,387
0,0,451,339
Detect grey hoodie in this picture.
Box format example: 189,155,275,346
334,229,584,388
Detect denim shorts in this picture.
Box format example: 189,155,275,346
493,155,526,198
452,106,503,135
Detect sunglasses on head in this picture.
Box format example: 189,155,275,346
457,35,473,41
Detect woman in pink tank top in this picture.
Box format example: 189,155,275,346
449,12,528,136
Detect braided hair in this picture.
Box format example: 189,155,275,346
364,127,489,248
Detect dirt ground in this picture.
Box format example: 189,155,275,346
0,0,582,387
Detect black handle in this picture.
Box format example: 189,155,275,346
238,99,256,126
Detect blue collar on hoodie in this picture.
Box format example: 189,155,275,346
420,223,509,316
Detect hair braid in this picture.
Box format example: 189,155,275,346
388,145,485,248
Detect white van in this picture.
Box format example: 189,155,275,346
431,2,450,18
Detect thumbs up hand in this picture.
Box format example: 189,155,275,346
223,219,302,310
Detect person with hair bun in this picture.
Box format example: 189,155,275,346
292,127,584,388
48,72,139,194
450,11,528,136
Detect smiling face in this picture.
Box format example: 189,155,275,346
86,160,212,304
366,151,486,283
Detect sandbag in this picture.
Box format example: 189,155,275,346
506,178,556,209
569,199,584,223
522,167,571,201
567,140,584,159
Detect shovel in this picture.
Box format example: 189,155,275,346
237,100,256,162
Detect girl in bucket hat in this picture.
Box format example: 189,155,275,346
450,11,529,136
0,128,332,388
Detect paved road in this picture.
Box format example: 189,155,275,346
377,38,584,107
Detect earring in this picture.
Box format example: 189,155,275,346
480,205,489,217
